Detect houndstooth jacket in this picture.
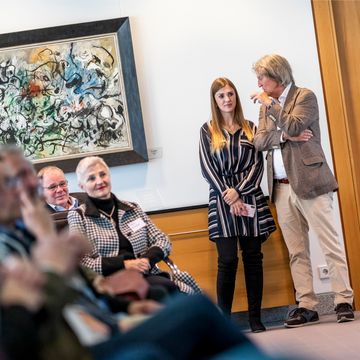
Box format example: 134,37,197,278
67,194,171,276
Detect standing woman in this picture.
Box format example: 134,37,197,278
199,77,276,332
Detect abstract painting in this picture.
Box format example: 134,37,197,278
0,18,147,171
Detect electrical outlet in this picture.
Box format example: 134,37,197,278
318,265,330,279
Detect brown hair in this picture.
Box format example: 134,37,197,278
209,77,253,151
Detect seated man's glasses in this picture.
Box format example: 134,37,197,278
44,180,68,191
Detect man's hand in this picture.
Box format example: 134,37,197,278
250,92,272,107
19,187,57,243
283,129,313,142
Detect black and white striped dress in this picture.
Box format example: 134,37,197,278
199,120,276,241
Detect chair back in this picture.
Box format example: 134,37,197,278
50,192,87,231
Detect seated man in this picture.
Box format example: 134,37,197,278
37,165,82,212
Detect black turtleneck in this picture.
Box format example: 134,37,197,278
88,195,134,275
89,195,118,224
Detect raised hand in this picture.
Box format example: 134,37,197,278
250,91,272,107
18,186,57,243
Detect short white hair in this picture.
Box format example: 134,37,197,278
76,156,109,184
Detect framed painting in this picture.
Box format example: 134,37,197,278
0,17,148,172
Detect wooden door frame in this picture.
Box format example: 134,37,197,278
312,0,360,309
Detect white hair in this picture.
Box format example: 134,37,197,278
76,156,109,184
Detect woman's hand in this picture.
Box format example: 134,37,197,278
222,188,239,205
124,258,150,273
230,199,249,217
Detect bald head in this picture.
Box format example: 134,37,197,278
38,166,70,209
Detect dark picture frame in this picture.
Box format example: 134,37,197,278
0,17,148,172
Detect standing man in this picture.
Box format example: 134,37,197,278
37,166,80,212
251,54,354,327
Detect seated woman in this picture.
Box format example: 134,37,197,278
67,156,180,294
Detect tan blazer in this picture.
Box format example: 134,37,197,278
253,84,338,202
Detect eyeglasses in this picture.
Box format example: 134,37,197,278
43,180,68,191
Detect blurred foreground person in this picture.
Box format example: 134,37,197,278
0,146,276,360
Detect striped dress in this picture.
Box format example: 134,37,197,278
199,120,276,241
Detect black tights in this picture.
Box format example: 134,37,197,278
215,236,264,318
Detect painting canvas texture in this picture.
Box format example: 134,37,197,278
0,33,132,162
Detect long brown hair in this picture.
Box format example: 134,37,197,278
209,77,253,152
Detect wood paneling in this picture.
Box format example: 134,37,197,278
312,0,360,309
149,206,294,312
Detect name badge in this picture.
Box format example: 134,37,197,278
128,218,146,233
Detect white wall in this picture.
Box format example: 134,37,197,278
1,0,343,293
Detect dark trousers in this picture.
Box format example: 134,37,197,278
145,274,180,294
215,236,264,317
90,294,254,360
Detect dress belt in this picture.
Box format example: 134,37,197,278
274,178,289,184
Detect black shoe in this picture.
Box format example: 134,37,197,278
284,307,319,328
249,319,266,333
335,303,355,323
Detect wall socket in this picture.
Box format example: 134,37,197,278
318,265,330,279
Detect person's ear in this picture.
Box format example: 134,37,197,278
78,182,85,191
